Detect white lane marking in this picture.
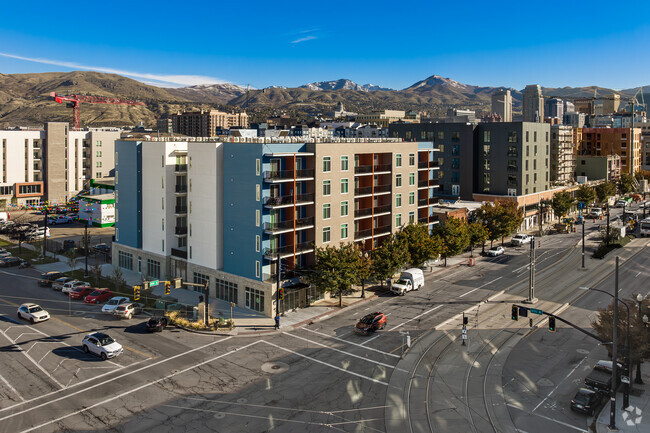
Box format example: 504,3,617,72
532,355,588,412
263,340,388,386
392,305,443,331
360,334,381,346
0,336,233,417
0,373,25,401
0,328,64,389
285,332,397,369
302,328,401,358
507,404,587,432
636,271,641,277
459,277,503,298
19,340,259,433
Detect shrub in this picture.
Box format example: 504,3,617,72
165,311,234,331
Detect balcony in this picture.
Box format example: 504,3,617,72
175,164,188,173
264,216,315,233
354,184,391,196
175,226,188,235
418,160,439,169
175,205,188,214
354,225,391,240
264,242,314,259
264,193,315,208
418,179,438,189
171,248,187,259
354,204,391,218
354,164,391,175
264,169,315,182
418,198,432,207
175,184,188,193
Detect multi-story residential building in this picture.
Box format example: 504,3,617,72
545,98,564,120
113,138,438,317
171,110,249,137
491,89,513,122
578,127,642,174
156,118,173,134
355,110,420,127
476,122,551,196
388,122,476,200
550,125,575,185
576,155,621,182
523,85,544,122
0,122,119,207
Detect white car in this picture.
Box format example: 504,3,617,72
487,246,505,257
511,234,532,246
101,296,131,314
82,332,123,360
52,277,76,291
61,280,90,294
17,303,50,323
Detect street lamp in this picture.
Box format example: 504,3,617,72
579,282,632,411
636,293,645,384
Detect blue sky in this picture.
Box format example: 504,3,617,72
1,0,649,90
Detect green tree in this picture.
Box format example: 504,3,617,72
619,173,636,194
395,223,441,267
500,200,524,240
370,236,409,283
476,202,505,247
552,191,574,222
595,182,617,204
433,217,470,266
467,221,489,257
310,243,364,307
575,184,596,206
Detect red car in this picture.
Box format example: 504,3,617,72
84,289,114,304
354,312,387,335
69,286,94,300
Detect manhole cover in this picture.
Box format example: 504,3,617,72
213,413,225,419
261,362,289,374
576,349,589,355
237,398,247,403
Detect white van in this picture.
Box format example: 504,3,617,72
0,212,8,223
390,268,425,295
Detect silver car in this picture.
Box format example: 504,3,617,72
82,332,123,360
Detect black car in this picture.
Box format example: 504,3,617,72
0,257,22,267
570,388,603,415
93,243,111,254
38,271,66,287
146,316,169,332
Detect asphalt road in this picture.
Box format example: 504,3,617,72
0,206,643,432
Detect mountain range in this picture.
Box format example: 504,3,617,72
0,71,646,128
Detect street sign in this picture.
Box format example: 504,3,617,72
530,308,543,315
462,334,468,340
149,280,160,287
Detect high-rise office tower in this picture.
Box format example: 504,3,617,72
491,89,513,122
523,84,544,122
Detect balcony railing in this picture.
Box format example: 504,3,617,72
175,226,188,235
418,161,440,169
354,184,391,195
418,180,436,188
171,248,187,259
175,164,188,172
265,169,315,181
354,204,391,218
354,163,391,174
175,184,188,193
264,216,315,232
354,225,391,239
175,205,187,213
264,193,315,207
263,242,314,258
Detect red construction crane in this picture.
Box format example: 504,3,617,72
50,92,146,130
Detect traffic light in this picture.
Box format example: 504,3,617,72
548,316,556,332
278,288,284,300
511,305,518,321
164,281,171,295
463,316,469,325
134,285,141,301
518,307,528,317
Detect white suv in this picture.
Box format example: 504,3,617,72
62,280,90,294
82,332,123,360
101,296,131,314
511,234,532,246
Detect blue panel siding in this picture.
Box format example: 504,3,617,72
417,141,435,150
115,140,142,248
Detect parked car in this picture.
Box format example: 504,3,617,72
0,257,22,267
17,303,50,323
69,286,95,300
511,233,532,246
84,289,114,304
487,246,505,257
114,303,143,319
81,332,123,360
62,280,90,294
101,296,131,313
589,208,603,218
52,277,76,291
0,251,12,259
570,388,603,415
38,271,65,287
146,316,169,332
354,312,387,335
93,243,111,254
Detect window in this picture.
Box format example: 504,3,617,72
395,154,402,167
437,131,444,140
322,156,331,172
534,131,537,142
118,251,133,270
533,160,537,170
534,145,538,156
483,131,491,142
162,198,164,210
452,144,460,156
255,159,261,176
323,203,331,219
162,218,164,230
484,173,491,185
96,140,102,147
255,184,260,201
451,172,460,182
452,132,460,142
323,180,331,196
341,224,348,239
507,146,517,157
341,178,349,194
96,151,102,157
216,279,238,303
508,131,518,143
546,131,549,142
409,173,415,186
146,259,161,279
525,160,528,170
395,214,402,227
395,174,402,187
341,156,349,171
409,154,415,166
162,239,164,252
483,145,490,157
96,162,102,168
322,227,331,243
95,172,102,178
409,211,415,224
340,201,348,216
193,272,210,292
452,158,460,169
255,235,260,252
396,194,402,207
255,261,260,278
526,131,529,142
409,192,415,205
509,160,518,170
255,210,260,227
526,146,530,157
245,287,264,312
484,160,490,170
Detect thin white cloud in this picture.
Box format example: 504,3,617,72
0,51,227,87
291,35,317,44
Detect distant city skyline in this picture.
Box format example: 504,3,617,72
1,0,649,90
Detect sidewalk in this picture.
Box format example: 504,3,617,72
596,377,650,433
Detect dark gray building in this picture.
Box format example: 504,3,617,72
476,122,550,196
545,98,564,120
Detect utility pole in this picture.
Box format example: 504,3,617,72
276,253,281,329
526,238,537,303
42,208,48,258
609,256,619,431
203,280,209,326
581,215,585,269
84,224,89,277
606,207,611,246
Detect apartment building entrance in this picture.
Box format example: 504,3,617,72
279,283,323,313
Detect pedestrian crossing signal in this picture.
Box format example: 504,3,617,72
548,316,556,332
511,305,518,321
134,286,141,301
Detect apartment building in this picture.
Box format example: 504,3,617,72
113,138,438,317
576,155,621,182
523,85,544,122
171,110,249,137
0,122,119,207
550,125,575,185
491,89,513,122
578,127,642,174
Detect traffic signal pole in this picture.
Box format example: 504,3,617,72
276,254,281,329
